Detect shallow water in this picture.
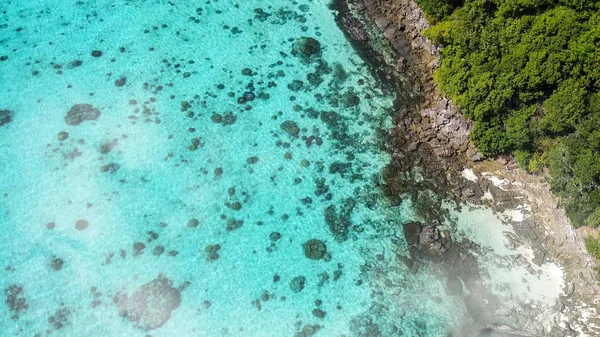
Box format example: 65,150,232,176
0,1,504,336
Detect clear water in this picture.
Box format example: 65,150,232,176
0,1,469,336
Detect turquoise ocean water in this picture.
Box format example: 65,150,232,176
0,1,469,336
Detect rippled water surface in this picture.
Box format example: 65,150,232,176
0,1,469,336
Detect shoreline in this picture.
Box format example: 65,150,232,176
335,0,600,335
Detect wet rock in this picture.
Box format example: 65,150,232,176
100,163,121,173
180,101,191,112
64,104,100,125
57,131,69,141
292,37,321,61
281,120,300,138
115,276,181,331
50,257,64,271
205,244,221,261
186,218,199,228
312,308,326,318
269,232,281,241
114,76,127,87
241,68,253,76
303,239,327,260
0,109,13,126
91,50,103,58
419,223,440,246
152,245,165,256
287,80,304,92
301,324,321,337
4,285,28,319
75,219,89,230
132,242,146,257
290,276,306,293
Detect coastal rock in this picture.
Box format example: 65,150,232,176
65,104,100,125
115,276,181,331
419,223,439,246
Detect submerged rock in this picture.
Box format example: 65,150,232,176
115,276,181,331
0,109,13,126
50,257,64,271
281,120,300,138
292,37,321,61
114,76,127,87
75,219,89,230
57,131,69,141
303,239,327,260
477,324,535,337
64,104,100,125
186,218,199,228
290,276,306,293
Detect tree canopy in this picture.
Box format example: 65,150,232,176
418,0,600,227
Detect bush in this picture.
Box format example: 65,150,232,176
585,235,600,260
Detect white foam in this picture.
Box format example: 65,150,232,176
461,168,478,182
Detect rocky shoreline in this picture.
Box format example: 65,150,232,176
335,0,600,336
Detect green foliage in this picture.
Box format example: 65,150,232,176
586,235,600,260
422,0,600,227
586,209,600,228
416,0,463,23
541,79,586,134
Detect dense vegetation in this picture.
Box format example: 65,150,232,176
417,0,600,228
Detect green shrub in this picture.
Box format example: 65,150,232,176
585,235,600,260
